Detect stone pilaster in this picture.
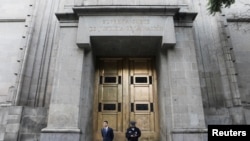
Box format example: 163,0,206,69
169,27,207,141
40,22,83,141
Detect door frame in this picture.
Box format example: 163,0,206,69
92,57,159,141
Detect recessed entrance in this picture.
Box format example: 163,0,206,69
93,58,159,141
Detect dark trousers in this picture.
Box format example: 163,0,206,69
128,138,139,141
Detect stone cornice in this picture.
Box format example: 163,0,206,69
56,6,198,23
73,5,179,16
227,18,250,22
174,12,198,27
174,12,197,22
55,13,78,22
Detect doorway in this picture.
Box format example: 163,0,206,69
93,58,159,141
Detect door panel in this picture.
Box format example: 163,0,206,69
134,86,150,101
93,58,159,141
129,59,158,141
102,86,119,101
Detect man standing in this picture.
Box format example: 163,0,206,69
101,121,114,141
125,121,141,141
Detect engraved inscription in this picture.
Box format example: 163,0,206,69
102,19,150,25
88,18,163,33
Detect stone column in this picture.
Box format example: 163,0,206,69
40,24,83,141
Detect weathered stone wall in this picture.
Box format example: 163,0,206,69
191,0,233,125
18,0,60,107
191,0,250,125
1,0,61,141
0,106,47,141
0,0,60,107
0,107,9,141
0,0,30,104
157,25,207,141
228,22,250,102
189,0,248,125
4,106,23,141
224,0,250,124
18,107,47,141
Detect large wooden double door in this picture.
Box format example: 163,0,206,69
93,58,159,141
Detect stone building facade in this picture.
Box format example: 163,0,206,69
0,0,250,141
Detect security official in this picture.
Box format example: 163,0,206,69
125,121,141,141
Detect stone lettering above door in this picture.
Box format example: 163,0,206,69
88,18,163,33
77,16,176,49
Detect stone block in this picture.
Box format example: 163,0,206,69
7,115,21,124
0,0,30,19
175,63,184,71
46,104,79,128
172,133,184,141
23,107,48,116
172,133,207,141
40,133,80,141
19,133,40,141
0,133,4,141
171,71,186,79
20,116,47,133
0,109,8,125
0,125,5,133
206,115,232,125
9,106,23,115
6,124,20,133
3,133,18,141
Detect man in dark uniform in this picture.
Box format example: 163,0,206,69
101,121,114,141
125,121,141,141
